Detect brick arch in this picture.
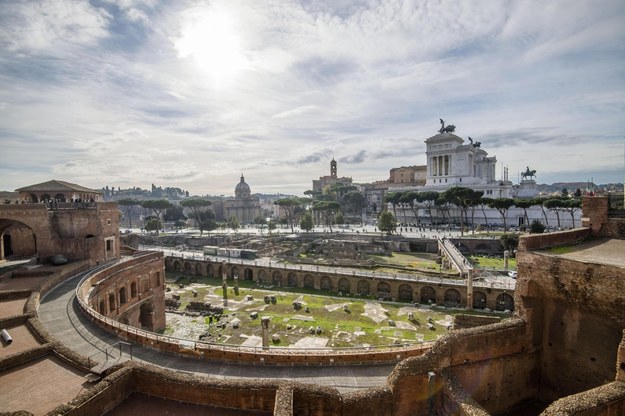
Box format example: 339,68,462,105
444,289,461,307
243,268,253,280
420,286,436,304
287,272,298,287
272,271,283,286
258,269,268,283
320,276,331,290
357,280,370,296
398,284,413,302
473,291,487,309
0,206,54,261
496,292,514,311
338,277,350,293
303,274,314,288
377,281,391,298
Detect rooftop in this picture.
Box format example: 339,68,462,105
15,179,102,194
545,238,625,268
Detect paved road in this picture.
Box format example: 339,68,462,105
38,273,396,392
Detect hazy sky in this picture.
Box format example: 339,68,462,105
1,0,624,196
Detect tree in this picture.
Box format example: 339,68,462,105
180,199,212,229
335,212,344,225
383,192,402,221
562,199,582,228
117,198,140,228
400,191,420,225
274,198,302,233
488,198,515,231
514,199,534,230
416,191,439,225
312,201,341,232
341,191,366,218
200,219,218,235
479,197,494,229
141,199,172,234
533,197,550,226
544,198,565,228
254,215,267,234
300,212,314,232
144,216,162,235
164,205,186,224
530,219,546,234
378,211,397,235
268,220,277,234
227,216,240,233
442,187,481,235
435,196,452,226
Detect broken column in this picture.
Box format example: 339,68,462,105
261,316,271,350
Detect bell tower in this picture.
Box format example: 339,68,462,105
330,158,337,178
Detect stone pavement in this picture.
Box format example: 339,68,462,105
38,273,396,393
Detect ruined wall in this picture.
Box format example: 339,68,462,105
0,202,120,264
517,227,590,252
516,250,625,403
582,195,625,239
81,252,166,332
164,257,513,311
387,319,539,415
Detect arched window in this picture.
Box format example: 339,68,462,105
357,280,370,296
119,287,127,304
303,274,314,288
99,299,106,315
130,282,137,298
272,271,283,286
420,286,436,304
320,276,331,290
338,278,350,293
398,284,413,302
108,293,116,311
444,289,461,307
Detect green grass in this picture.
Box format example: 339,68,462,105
469,255,517,270
548,246,576,254
165,272,507,347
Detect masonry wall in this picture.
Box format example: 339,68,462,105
516,250,625,403
82,252,166,332
165,257,514,311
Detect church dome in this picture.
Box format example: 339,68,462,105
235,175,251,198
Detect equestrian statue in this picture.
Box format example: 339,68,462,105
521,166,537,180
438,119,456,134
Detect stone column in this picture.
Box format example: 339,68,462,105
504,250,509,271
261,316,271,350
222,282,228,308
466,269,474,310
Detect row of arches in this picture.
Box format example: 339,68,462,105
166,258,515,311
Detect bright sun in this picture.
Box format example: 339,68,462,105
175,6,248,86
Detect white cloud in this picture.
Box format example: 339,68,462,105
0,0,624,195
0,0,111,53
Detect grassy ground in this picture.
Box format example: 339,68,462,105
468,255,517,270
165,273,506,348
368,252,457,276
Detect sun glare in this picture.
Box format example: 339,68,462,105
175,7,248,86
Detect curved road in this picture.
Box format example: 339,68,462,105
38,272,395,393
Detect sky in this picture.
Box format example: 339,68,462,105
1,0,624,196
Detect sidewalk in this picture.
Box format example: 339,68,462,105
37,273,395,392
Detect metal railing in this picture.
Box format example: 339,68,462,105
151,245,512,290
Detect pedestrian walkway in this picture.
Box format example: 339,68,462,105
38,273,395,392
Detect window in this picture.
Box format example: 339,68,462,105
106,240,113,251
107,219,111,225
